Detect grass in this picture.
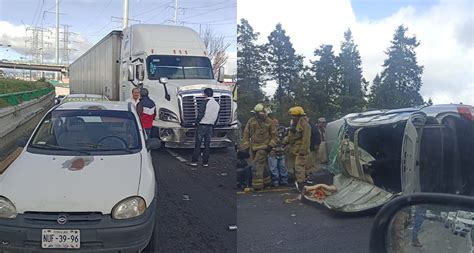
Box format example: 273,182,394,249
0,78,51,95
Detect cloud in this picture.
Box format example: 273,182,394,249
238,0,473,105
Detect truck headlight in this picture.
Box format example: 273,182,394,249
0,197,17,218
111,197,146,219
159,108,179,122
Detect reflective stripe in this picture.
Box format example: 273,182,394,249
143,106,156,115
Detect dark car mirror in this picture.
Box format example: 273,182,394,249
146,138,161,150
16,136,28,148
369,193,474,253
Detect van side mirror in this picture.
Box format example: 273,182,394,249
159,77,168,84
217,66,225,83
136,64,144,81
127,65,134,81
369,193,474,253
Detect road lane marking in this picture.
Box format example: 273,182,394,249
165,149,188,163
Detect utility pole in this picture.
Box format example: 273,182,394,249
55,0,60,80
122,0,129,29
174,0,178,24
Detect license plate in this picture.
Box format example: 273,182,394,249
41,229,80,249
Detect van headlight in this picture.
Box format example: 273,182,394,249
111,197,146,219
0,197,17,218
159,108,179,123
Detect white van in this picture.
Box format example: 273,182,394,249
305,104,474,213
0,101,160,252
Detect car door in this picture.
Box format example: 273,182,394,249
316,174,395,212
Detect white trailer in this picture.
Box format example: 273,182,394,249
70,24,239,148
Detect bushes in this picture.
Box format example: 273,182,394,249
0,78,50,95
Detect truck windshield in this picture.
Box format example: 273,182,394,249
28,110,142,155
147,55,213,80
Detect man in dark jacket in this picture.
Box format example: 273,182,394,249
136,88,156,137
305,119,322,173
190,88,220,167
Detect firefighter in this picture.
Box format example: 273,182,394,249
284,106,311,191
240,103,278,190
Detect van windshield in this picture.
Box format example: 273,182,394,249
147,55,213,80
28,110,142,155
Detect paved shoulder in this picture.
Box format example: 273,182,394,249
152,148,237,252
238,189,374,253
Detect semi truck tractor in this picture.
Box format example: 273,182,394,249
69,24,239,148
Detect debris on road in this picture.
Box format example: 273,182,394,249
290,214,296,217
220,172,228,176
182,194,191,201
303,184,337,201
284,195,301,204
228,225,237,231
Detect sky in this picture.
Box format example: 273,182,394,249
0,0,237,74
238,0,473,105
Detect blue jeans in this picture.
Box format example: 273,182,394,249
268,156,288,185
412,207,426,241
192,125,213,164
145,128,152,138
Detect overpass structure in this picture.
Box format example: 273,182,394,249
0,61,68,74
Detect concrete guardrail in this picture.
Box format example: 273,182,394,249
0,91,54,160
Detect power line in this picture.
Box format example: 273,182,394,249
30,0,43,28
78,0,114,32
180,1,232,10
130,1,173,18
179,3,235,21
142,5,174,23
181,16,236,25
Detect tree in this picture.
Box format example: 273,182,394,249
369,25,424,109
368,74,382,109
337,29,367,115
237,19,266,125
201,26,231,76
266,23,304,120
311,44,339,119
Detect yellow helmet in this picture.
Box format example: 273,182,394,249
288,106,306,116
252,103,266,114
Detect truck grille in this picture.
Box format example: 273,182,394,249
181,95,232,127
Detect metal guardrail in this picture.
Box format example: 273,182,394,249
0,86,55,106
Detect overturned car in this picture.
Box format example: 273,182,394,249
303,104,474,213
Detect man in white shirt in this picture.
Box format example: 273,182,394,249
190,88,220,167
126,87,140,107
